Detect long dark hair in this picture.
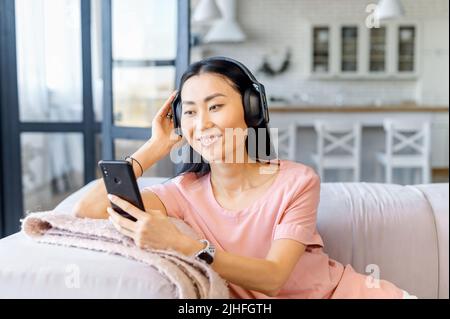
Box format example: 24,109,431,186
173,57,277,178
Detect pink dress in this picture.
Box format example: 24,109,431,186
144,160,404,299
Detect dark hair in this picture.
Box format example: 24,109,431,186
173,57,277,178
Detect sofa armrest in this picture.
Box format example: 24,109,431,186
412,184,449,299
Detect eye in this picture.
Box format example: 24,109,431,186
183,110,195,116
209,104,223,111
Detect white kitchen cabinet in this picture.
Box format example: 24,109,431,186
308,21,420,79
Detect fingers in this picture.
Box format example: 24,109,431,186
156,90,178,119
107,207,137,232
107,194,147,221
108,212,135,239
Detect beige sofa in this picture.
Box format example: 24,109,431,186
0,178,448,299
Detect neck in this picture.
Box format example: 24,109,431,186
209,155,279,197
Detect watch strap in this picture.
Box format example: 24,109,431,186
194,239,215,264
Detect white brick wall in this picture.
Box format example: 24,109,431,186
191,0,449,106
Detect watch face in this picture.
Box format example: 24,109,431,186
198,251,213,264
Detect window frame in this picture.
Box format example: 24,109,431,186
101,0,190,168
0,0,190,237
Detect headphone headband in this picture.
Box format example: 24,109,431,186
203,56,268,122
202,56,260,85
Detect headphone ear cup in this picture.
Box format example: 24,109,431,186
171,93,183,136
243,89,263,127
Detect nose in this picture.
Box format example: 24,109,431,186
195,109,213,131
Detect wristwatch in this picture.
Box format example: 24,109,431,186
194,239,216,265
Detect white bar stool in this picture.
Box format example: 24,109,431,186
312,121,362,182
271,123,297,161
376,119,431,184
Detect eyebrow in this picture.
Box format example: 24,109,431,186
181,93,226,105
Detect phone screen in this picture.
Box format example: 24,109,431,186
98,160,145,222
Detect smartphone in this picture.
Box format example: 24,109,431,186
98,160,145,222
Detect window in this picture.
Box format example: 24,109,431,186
0,0,190,237
16,0,83,123
21,133,84,213
111,0,177,128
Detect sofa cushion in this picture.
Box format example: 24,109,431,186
316,182,440,299
0,232,176,298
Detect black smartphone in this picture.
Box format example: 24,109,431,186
98,160,145,222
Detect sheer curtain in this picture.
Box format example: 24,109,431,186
16,0,83,195
15,0,48,120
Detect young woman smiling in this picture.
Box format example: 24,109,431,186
73,57,413,299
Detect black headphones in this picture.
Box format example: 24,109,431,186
171,56,270,136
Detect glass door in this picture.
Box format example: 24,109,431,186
0,0,97,237
15,0,88,215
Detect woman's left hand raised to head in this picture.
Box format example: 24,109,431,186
106,194,199,254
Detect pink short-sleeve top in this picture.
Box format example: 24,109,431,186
145,160,404,299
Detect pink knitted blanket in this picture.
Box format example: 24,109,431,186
21,211,229,299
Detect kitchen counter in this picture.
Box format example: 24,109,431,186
268,104,449,113
267,106,449,170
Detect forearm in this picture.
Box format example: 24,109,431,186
177,237,281,295
127,138,168,178
211,250,281,295
74,139,165,218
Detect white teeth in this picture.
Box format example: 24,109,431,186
198,134,221,147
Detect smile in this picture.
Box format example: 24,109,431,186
196,134,222,147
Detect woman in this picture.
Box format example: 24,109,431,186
74,57,414,299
